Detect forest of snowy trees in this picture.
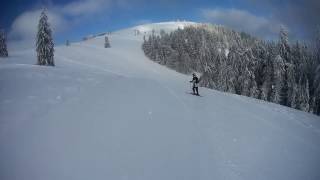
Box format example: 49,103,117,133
142,24,320,115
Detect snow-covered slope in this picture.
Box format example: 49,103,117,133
1,22,320,180
130,21,198,35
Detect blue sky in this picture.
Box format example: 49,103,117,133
1,0,319,49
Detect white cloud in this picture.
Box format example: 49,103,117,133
202,8,285,39
8,9,68,50
9,9,67,41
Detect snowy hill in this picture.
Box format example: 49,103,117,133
1,22,320,180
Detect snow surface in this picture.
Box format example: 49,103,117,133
132,21,198,35
1,22,320,180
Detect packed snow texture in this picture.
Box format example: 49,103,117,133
0,22,320,180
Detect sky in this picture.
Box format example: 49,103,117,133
1,0,319,50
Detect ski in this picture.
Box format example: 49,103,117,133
186,92,202,97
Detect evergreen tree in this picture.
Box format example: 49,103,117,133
104,36,111,48
286,62,297,107
66,40,70,46
36,9,54,66
313,64,320,114
311,27,320,114
216,51,228,91
295,75,310,111
252,41,268,99
0,29,8,57
271,55,286,104
142,35,152,57
225,47,238,94
278,27,296,107
279,27,291,62
239,50,258,97
260,42,276,101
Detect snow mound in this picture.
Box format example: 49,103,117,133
0,21,320,180
115,21,199,36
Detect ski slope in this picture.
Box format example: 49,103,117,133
0,21,320,180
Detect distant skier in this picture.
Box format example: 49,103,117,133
190,73,199,95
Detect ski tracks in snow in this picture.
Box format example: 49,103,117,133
57,55,131,78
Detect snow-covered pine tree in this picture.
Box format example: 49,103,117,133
285,62,297,107
260,61,273,101
149,31,158,61
217,51,228,92
291,42,312,111
279,26,290,62
261,42,277,101
142,35,152,57
196,32,215,85
303,79,311,112
36,9,54,66
252,41,266,99
0,29,8,57
295,75,310,111
104,36,111,48
225,46,238,94
313,64,320,114
238,49,258,98
207,49,223,90
278,27,296,107
310,27,320,114
271,55,286,104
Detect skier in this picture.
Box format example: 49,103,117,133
190,73,199,95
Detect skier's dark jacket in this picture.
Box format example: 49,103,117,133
190,76,199,87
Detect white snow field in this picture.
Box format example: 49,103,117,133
1,22,320,180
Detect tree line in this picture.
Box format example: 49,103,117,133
142,24,320,115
